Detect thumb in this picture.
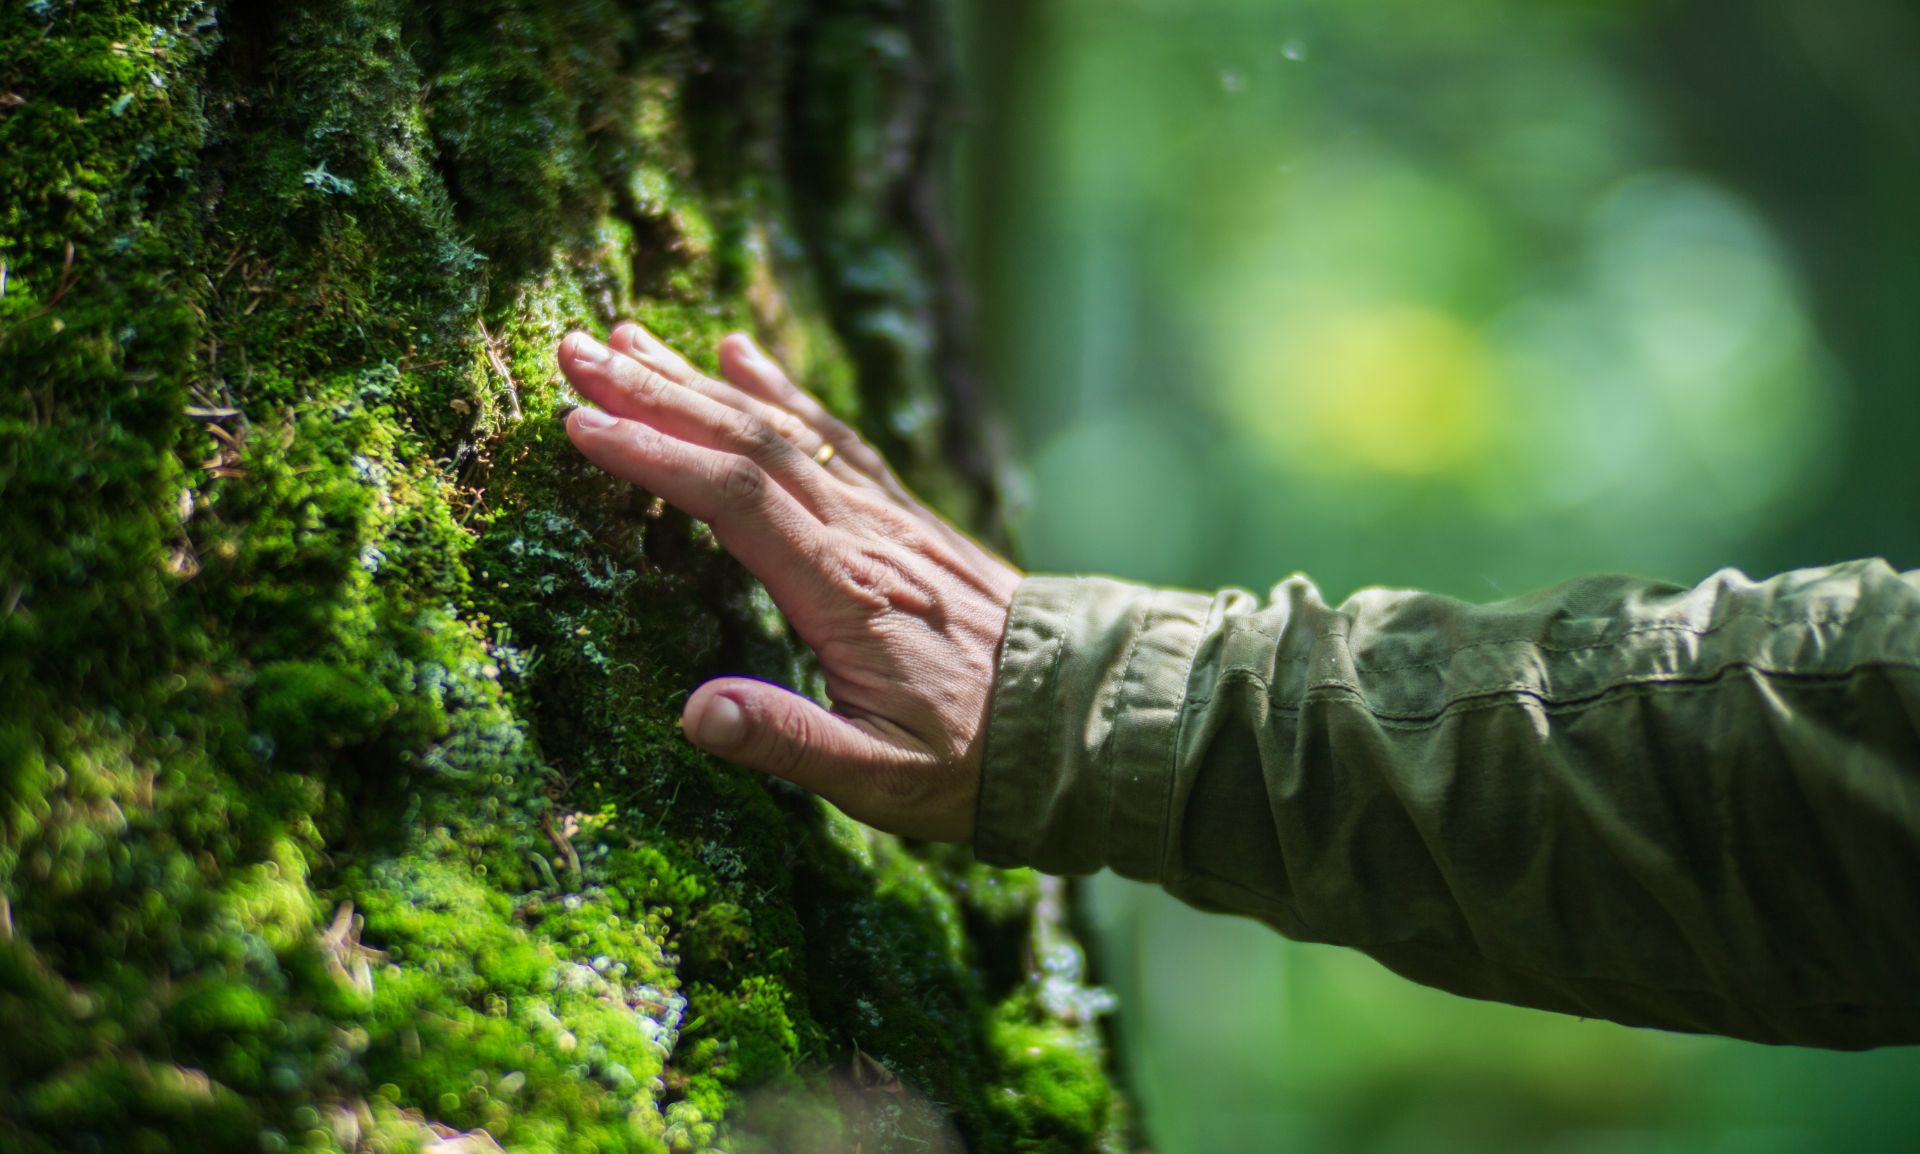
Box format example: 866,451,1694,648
681,677,911,802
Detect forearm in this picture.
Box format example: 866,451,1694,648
975,560,1920,1048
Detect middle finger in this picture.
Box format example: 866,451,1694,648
614,323,883,491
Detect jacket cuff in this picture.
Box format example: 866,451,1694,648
973,575,1213,880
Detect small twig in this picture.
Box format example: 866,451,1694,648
539,811,581,879
216,243,244,284
478,320,523,420
45,242,76,309
190,380,239,414
850,1043,904,1094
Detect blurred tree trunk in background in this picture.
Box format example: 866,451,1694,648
0,3,1124,1152
1639,0,1920,577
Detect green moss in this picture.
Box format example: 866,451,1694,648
250,662,397,752
988,1011,1116,1153
2,1,1127,1152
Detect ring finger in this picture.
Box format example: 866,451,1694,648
713,333,905,496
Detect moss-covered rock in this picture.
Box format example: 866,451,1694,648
0,2,1124,1151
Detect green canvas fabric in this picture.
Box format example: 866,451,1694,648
974,560,1920,1049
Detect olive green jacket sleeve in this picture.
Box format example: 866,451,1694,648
973,559,1920,1049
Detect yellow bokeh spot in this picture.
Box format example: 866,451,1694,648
1233,306,1497,478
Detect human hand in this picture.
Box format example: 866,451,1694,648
558,324,1021,842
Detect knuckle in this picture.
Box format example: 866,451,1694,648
837,547,898,604
738,412,787,458
763,408,805,443
626,363,669,403
832,545,936,617
717,457,767,504
835,430,882,471
869,504,924,545
760,706,815,779
820,413,857,442
823,432,859,466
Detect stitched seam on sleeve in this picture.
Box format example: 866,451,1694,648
1249,659,1920,726
1027,583,1088,807
1154,591,1225,881
1103,590,1160,871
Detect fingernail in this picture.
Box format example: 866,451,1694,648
620,320,666,353
695,695,746,750
571,406,619,430
565,331,611,364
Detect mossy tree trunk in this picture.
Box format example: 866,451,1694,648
0,3,1124,1152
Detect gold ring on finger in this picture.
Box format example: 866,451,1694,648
812,441,837,467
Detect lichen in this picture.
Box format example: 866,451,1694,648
1,2,1125,1152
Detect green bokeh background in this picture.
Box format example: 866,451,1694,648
965,1,1920,1150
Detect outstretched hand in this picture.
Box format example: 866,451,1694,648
558,325,1020,842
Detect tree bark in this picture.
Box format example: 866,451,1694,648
0,3,1123,1152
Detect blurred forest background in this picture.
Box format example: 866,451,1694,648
961,0,1920,1152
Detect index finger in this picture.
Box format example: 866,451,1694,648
564,407,834,609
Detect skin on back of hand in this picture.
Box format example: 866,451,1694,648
559,324,1020,842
